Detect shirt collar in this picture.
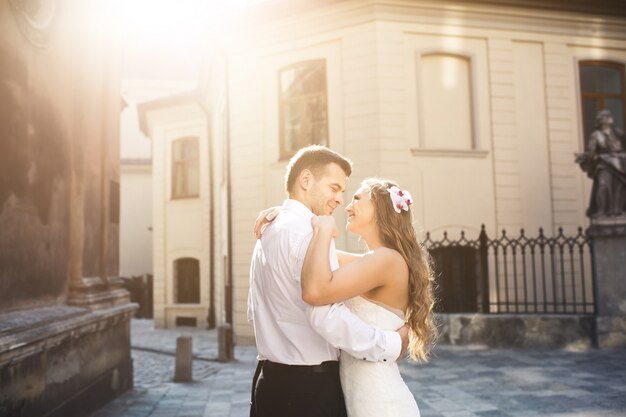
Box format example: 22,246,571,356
283,199,314,220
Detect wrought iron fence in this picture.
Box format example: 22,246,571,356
423,226,595,315
121,274,153,318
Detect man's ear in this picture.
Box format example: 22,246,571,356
297,169,313,191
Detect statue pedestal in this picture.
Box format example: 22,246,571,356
588,216,626,348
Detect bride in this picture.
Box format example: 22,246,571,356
300,178,437,417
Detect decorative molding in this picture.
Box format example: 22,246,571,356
411,148,489,158
121,158,152,166
9,0,59,48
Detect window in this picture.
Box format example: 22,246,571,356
172,137,199,199
579,61,626,146
279,59,328,160
419,54,474,149
174,258,200,304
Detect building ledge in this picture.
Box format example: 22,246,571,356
411,148,489,158
121,158,151,166
0,303,137,365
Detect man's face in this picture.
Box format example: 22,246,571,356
307,163,347,215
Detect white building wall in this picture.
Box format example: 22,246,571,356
119,79,195,285
229,49,266,340
145,103,212,329
342,23,383,252
119,163,152,277
152,124,167,328
225,0,626,340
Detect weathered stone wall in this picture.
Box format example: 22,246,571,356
437,313,596,349
0,1,135,415
0,305,135,417
0,18,70,311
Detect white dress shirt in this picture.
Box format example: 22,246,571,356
247,199,401,365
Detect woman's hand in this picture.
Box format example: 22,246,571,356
311,215,339,238
254,206,281,239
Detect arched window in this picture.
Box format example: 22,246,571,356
172,137,199,199
579,61,625,146
278,59,328,160
174,258,200,304
419,53,474,149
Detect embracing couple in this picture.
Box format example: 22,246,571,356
247,145,437,417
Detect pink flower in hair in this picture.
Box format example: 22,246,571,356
388,186,412,213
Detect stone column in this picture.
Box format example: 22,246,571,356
588,217,626,348
65,3,129,312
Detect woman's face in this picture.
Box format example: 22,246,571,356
345,186,376,234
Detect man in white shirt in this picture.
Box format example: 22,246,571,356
248,145,409,417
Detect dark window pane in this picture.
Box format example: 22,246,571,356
580,65,622,94
173,163,184,197
302,63,326,94
605,98,625,132
187,162,199,196
175,258,200,304
285,102,300,125
279,60,328,159
579,62,626,148
171,137,199,199
582,98,599,142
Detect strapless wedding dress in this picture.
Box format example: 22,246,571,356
340,296,420,417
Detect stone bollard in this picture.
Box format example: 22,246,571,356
218,324,234,362
174,336,193,382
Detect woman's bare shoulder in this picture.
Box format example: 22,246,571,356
370,247,407,270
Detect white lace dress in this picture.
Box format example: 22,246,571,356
340,296,420,417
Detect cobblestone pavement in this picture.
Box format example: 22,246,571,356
90,320,626,417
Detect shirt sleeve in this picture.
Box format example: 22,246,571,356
305,303,402,362
247,239,261,323
295,230,401,362
246,288,253,323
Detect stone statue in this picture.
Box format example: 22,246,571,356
576,109,626,218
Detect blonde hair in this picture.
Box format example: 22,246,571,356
362,178,437,361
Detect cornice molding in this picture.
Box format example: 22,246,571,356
232,0,626,49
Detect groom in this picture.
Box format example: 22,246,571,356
248,145,409,417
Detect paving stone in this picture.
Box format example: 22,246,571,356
88,319,626,417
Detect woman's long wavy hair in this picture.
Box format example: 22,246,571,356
362,178,437,362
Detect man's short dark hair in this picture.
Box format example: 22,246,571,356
285,145,353,194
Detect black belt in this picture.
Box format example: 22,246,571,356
262,359,339,374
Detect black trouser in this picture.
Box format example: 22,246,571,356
250,360,347,417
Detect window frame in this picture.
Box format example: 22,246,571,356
578,60,626,147
278,59,329,161
171,136,199,200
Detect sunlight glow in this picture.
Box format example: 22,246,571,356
113,0,258,53
441,56,459,90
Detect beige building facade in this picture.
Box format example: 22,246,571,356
138,0,626,341
138,59,232,329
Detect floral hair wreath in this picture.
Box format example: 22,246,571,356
387,186,412,213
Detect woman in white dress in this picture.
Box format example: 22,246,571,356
300,178,437,417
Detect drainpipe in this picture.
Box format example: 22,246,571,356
197,89,216,330
206,114,216,330
224,52,234,327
